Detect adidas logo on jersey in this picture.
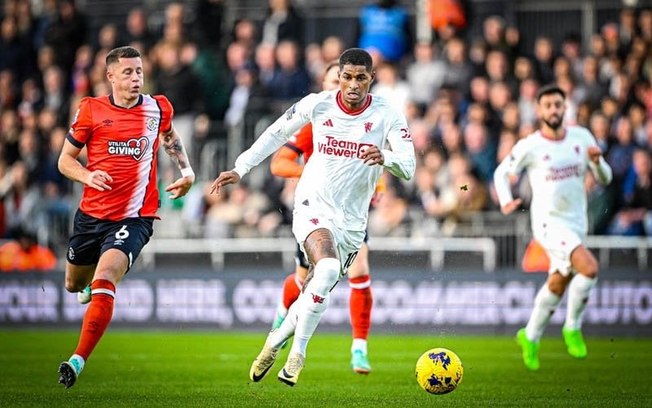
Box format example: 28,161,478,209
322,119,333,127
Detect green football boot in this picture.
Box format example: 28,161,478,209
516,328,540,371
563,327,587,359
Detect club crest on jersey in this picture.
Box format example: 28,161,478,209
364,122,373,132
146,117,158,132
107,137,149,161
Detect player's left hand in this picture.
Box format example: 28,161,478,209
587,146,603,164
360,145,384,166
165,174,194,199
210,170,241,195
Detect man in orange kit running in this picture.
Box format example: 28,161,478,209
56,46,195,388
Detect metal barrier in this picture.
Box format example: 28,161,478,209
585,236,652,271
139,236,497,272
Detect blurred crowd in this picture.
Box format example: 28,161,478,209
0,0,651,263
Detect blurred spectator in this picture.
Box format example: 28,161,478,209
194,0,225,50
429,0,468,39
17,77,44,119
261,0,304,47
639,9,652,42
0,69,18,110
607,149,652,236
588,111,611,152
0,160,41,234
41,65,70,126
462,122,496,183
182,41,231,121
517,77,538,127
585,172,615,235
123,7,156,52
482,15,511,57
442,37,473,98
576,55,608,107
606,116,638,185
627,101,648,147
1,109,20,164
371,62,410,114
224,61,271,147
0,225,56,271
560,32,583,80
254,42,277,87
619,7,637,52
406,41,446,111
513,56,536,83
43,0,87,71
204,183,278,238
321,36,345,64
230,18,259,54
267,40,311,109
532,36,555,84
70,44,93,97
356,0,412,63
0,15,30,80
154,41,202,166
367,181,410,237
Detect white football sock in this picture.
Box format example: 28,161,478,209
275,303,288,320
525,283,561,341
351,338,367,354
267,301,299,349
564,274,596,330
290,258,340,357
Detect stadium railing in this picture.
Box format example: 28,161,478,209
584,236,652,271
138,236,497,272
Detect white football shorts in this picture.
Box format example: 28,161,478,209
533,221,583,277
292,204,365,276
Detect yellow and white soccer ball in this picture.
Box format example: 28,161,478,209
415,348,464,395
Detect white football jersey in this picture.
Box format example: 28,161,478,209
233,90,416,231
494,126,612,237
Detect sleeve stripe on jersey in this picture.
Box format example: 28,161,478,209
153,96,171,133
284,143,304,156
66,131,85,148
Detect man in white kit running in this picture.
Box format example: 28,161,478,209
494,84,612,371
210,48,415,386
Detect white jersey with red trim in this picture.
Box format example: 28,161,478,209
494,126,612,237
233,90,415,231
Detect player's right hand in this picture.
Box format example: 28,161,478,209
500,198,522,215
210,170,240,195
85,170,113,191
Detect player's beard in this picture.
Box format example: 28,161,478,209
542,114,563,130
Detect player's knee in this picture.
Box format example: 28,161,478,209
64,276,86,293
581,257,599,279
547,274,567,296
310,258,341,295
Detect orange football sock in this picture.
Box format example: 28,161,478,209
74,279,115,360
349,276,372,340
282,273,303,309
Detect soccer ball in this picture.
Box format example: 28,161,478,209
415,348,463,395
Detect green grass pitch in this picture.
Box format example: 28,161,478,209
0,330,650,407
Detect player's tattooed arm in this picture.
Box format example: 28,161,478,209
160,126,194,178
160,126,194,199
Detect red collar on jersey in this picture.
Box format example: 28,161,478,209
336,91,372,116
